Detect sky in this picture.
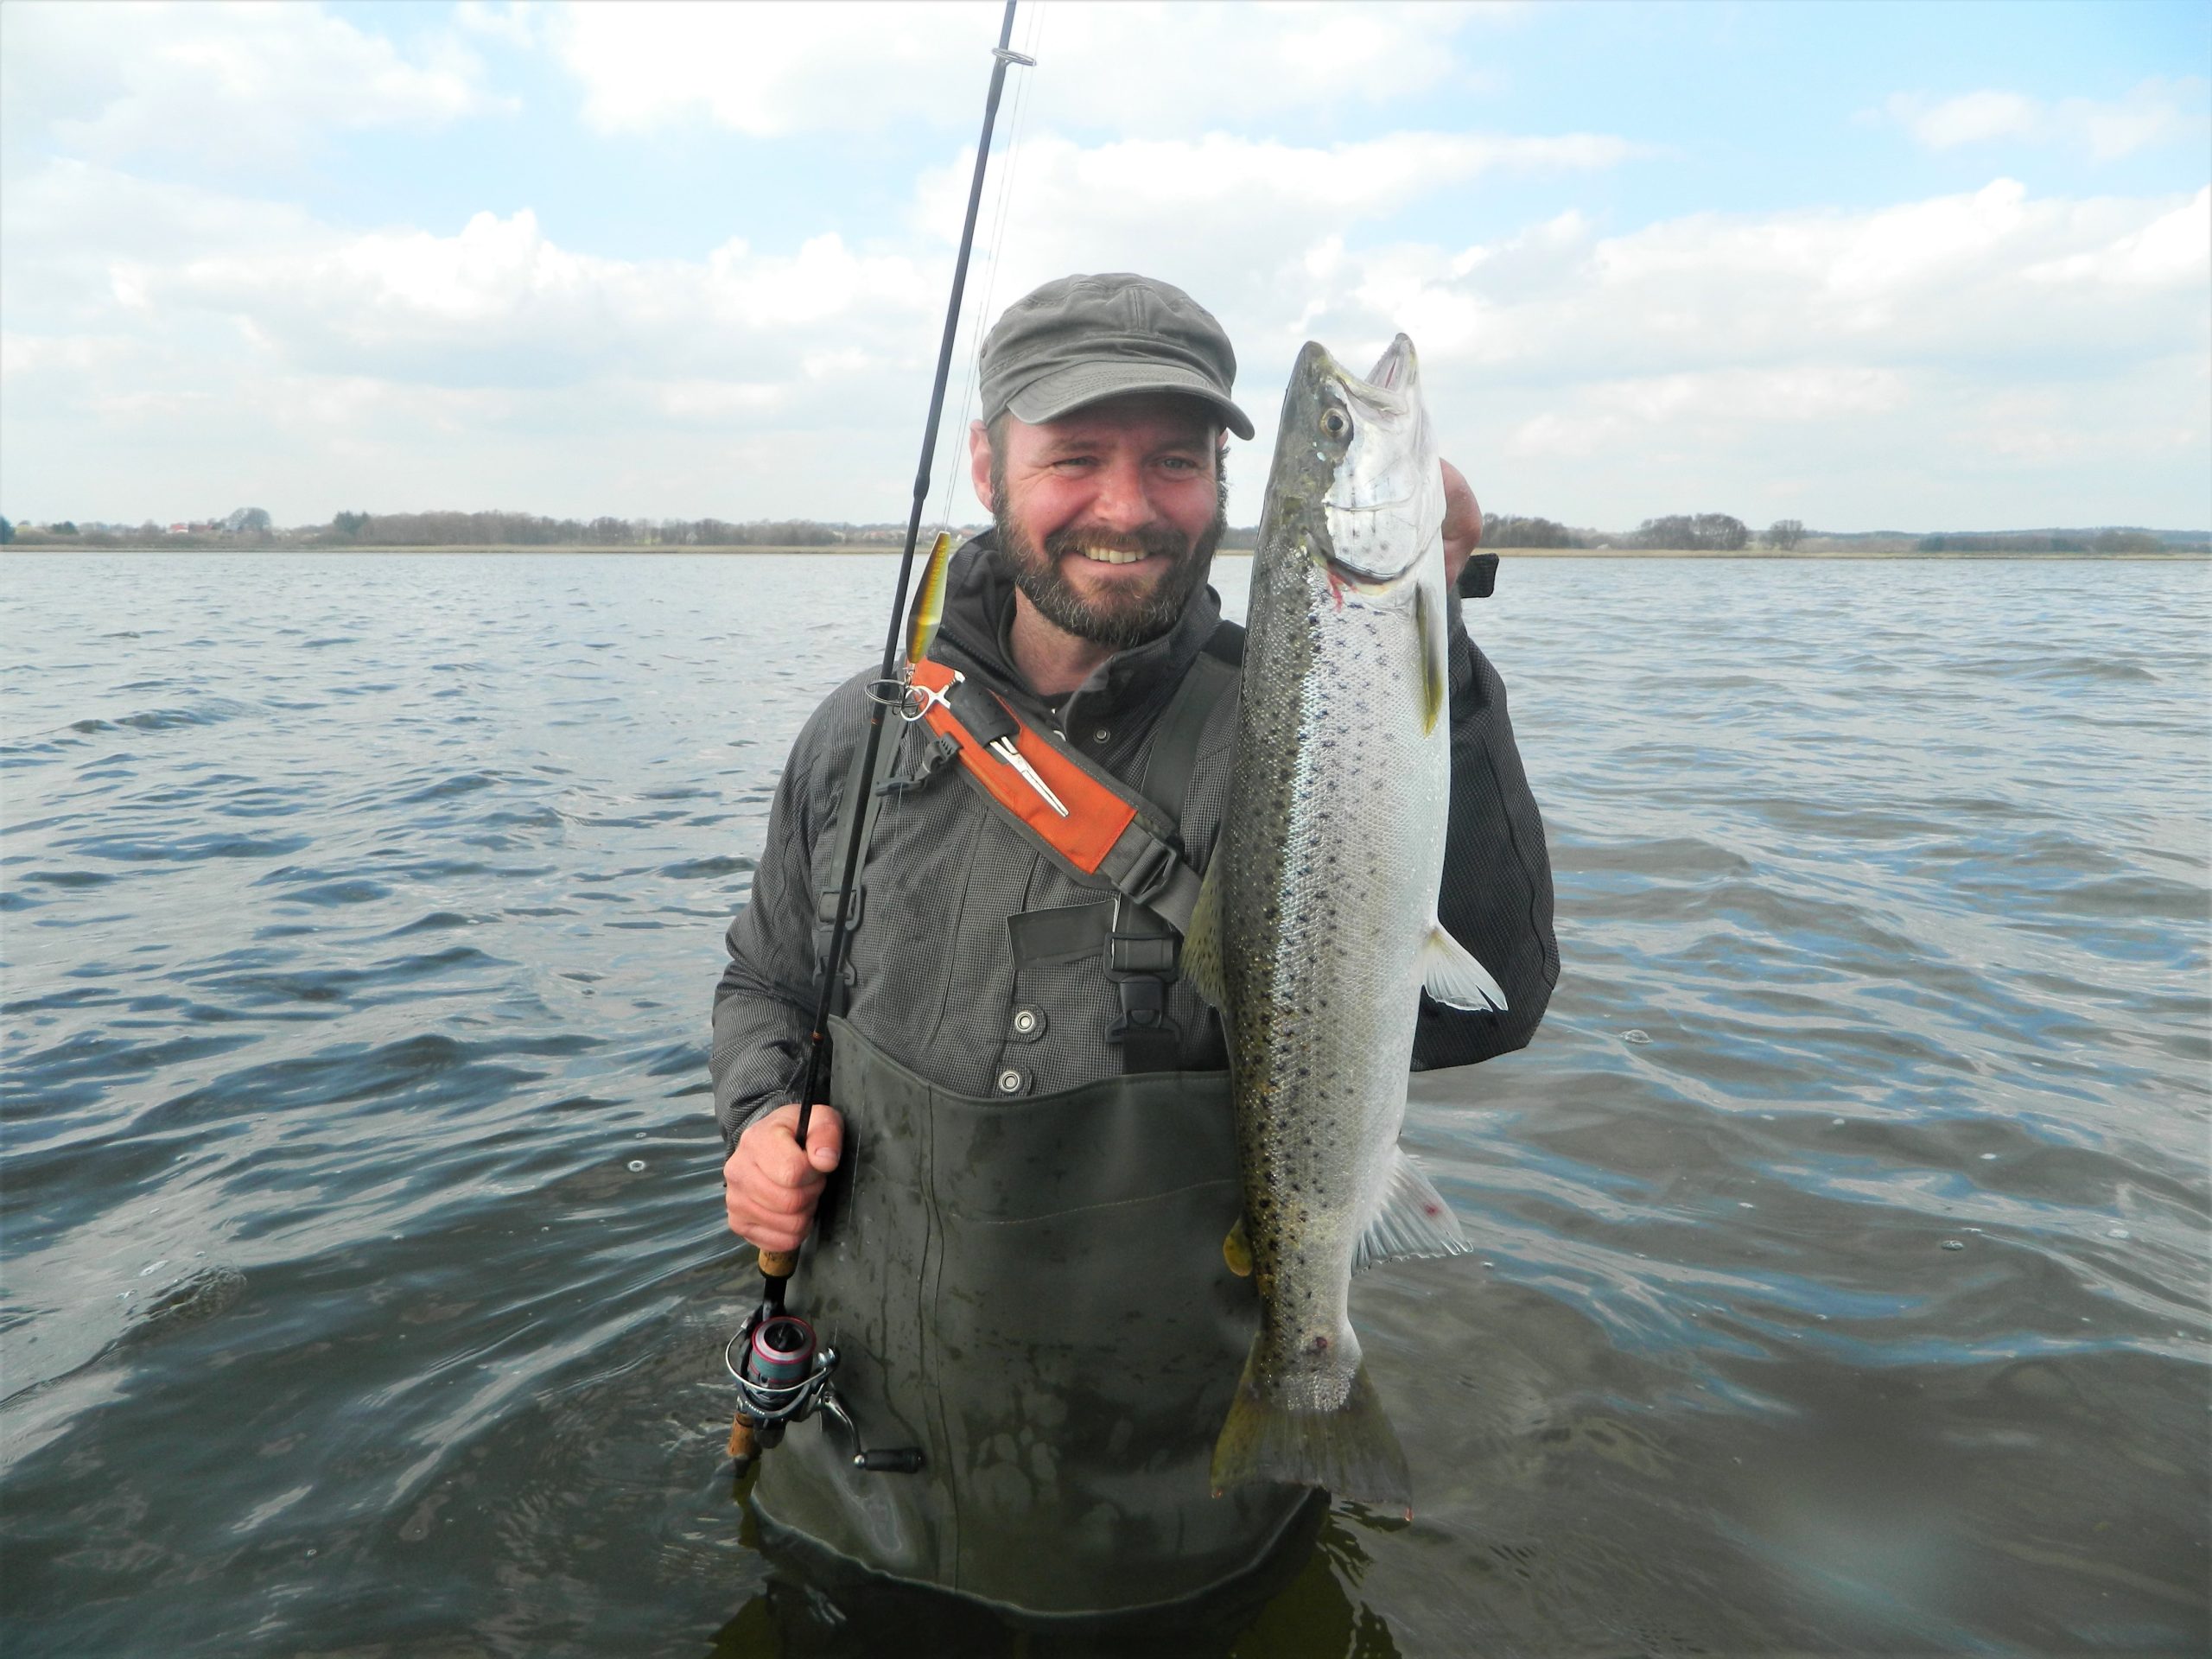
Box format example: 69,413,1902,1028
1,0,2206,533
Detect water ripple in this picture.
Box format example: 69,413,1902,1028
1,552,2204,1656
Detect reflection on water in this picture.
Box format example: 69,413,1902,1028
2,552,2207,1656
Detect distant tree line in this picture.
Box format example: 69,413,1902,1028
1482,514,1577,548
316,510,858,547
1916,529,2163,554
4,509,2195,557
1479,513,1802,550
1630,513,1751,550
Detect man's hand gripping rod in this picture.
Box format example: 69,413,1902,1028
727,0,1033,1480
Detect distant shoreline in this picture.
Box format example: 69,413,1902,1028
6,544,2204,562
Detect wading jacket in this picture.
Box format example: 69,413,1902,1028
707,532,1557,1613
712,533,1558,1145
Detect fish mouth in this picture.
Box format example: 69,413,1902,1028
1367,334,1415,394
1319,551,1409,600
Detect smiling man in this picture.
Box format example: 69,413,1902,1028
709,273,1558,1629
986,391,1226,666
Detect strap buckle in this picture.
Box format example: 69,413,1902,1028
1104,897,1179,1070
1118,836,1182,912
1105,929,1178,980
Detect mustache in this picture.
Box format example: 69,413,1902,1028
1041,521,1189,562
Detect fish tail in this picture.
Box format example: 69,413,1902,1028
1210,1339,1413,1514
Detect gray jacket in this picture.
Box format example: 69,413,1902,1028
711,534,1558,1145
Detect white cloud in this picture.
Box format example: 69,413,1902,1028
2061,81,2210,162
1882,79,2209,160
1,143,2203,532
1884,89,2040,149
2026,187,2212,287
0,1,502,167
549,0,1509,137
903,125,1644,385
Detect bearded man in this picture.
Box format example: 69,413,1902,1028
709,273,1557,1625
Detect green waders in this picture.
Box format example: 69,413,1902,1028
753,1016,1313,1618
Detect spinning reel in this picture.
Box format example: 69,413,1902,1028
724,1297,923,1478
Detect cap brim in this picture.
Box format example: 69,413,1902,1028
1006,360,1255,441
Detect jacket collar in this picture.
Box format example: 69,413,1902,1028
927,530,1224,735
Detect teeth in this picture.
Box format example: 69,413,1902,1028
1078,548,1147,564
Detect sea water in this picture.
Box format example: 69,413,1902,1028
3,553,2205,1654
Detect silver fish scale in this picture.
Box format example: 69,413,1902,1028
1215,540,1450,1414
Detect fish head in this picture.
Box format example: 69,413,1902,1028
1262,336,1441,588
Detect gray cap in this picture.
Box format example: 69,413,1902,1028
978,273,1255,441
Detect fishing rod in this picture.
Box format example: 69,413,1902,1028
726,0,1033,1479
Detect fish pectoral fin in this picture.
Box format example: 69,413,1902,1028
1223,1216,1254,1277
1414,576,1448,735
1353,1148,1471,1272
1182,865,1228,1011
1420,923,1509,1013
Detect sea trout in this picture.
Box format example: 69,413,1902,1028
1184,334,1508,1514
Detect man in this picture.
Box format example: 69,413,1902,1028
712,273,1557,1622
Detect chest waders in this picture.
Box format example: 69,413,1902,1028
754,1024,1309,1614
758,630,1311,1615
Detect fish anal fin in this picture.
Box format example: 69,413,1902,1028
1211,1344,1412,1512
1421,922,1508,1013
1353,1147,1471,1273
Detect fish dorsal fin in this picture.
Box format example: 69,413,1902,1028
1414,578,1448,735
1421,923,1508,1013
1353,1148,1471,1272
906,531,954,664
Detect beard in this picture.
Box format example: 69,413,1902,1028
990,463,1228,652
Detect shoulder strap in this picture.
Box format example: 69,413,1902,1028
909,657,1219,933
908,646,1241,1075
1139,641,1237,830
1109,644,1239,1070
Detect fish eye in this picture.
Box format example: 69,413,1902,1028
1321,408,1351,440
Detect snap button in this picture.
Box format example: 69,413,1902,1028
995,1067,1027,1095
1092,728,1111,745
1009,1004,1046,1041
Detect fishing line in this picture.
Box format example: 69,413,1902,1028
927,0,1044,546
883,4,1040,876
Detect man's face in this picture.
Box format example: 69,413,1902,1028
972,393,1228,652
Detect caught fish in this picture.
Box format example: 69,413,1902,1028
1184,334,1508,1514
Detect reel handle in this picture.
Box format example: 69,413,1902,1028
854,1449,925,1474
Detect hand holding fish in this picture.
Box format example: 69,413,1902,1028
723,1103,844,1253
1440,457,1482,588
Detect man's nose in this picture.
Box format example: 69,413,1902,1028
1087,454,1154,533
